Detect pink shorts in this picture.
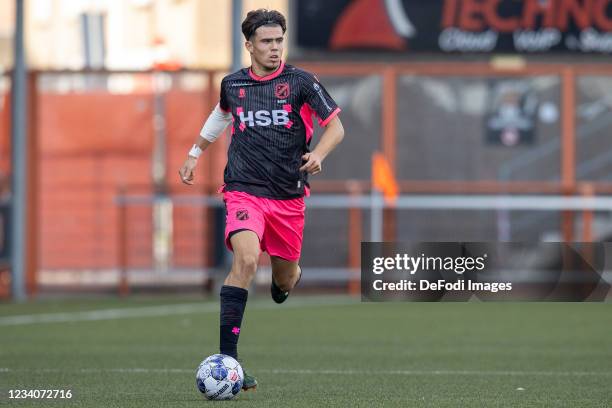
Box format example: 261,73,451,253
223,190,305,262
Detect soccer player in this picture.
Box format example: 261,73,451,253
178,9,344,390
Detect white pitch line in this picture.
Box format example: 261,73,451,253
0,367,610,377
0,296,356,327
263,368,612,377
0,303,213,326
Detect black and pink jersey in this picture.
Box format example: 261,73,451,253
219,62,340,199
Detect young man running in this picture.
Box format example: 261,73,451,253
179,9,344,391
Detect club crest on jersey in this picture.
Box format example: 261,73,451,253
236,209,249,220
239,88,246,98
274,82,290,99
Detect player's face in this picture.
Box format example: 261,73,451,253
246,25,284,72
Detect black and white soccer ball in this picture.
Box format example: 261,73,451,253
196,354,244,400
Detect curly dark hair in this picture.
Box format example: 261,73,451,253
241,9,286,40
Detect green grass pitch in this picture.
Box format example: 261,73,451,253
1,296,611,407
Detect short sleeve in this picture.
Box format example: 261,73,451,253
301,73,341,127
219,79,230,113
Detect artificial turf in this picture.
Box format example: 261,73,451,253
0,296,611,407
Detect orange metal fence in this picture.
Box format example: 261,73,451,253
1,62,612,295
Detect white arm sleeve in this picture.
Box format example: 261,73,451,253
199,103,232,142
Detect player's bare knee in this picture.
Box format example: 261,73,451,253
273,266,300,291
273,275,290,291
233,253,259,277
276,280,294,292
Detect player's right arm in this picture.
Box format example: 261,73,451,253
179,103,232,185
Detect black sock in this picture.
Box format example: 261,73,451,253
219,285,248,359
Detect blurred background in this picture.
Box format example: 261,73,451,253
1,0,612,300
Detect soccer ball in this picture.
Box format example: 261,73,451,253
195,354,244,400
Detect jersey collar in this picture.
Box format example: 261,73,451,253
248,61,285,81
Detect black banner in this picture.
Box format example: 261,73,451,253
296,0,612,54
361,242,612,301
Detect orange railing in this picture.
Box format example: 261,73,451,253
2,62,612,296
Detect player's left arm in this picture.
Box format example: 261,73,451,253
300,116,344,175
